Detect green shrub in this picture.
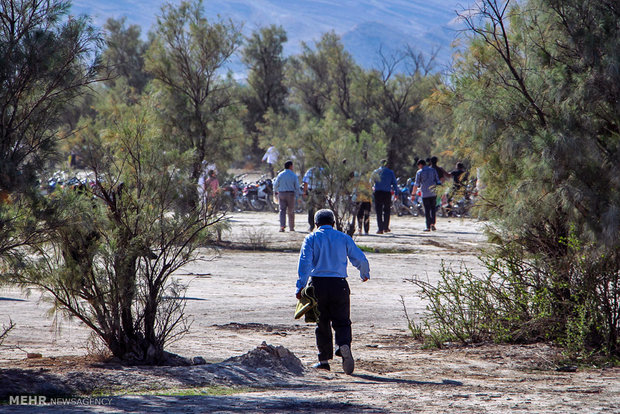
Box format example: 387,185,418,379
410,243,620,359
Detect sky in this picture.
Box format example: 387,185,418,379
70,0,470,71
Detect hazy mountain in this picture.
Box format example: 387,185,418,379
341,21,454,72
72,0,468,75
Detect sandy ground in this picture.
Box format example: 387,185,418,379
0,211,619,413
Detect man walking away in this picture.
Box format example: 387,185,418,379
296,209,370,374
412,159,441,232
429,156,449,228
372,160,399,234
274,160,301,232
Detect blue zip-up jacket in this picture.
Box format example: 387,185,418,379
296,225,370,293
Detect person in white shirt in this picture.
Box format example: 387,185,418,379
262,144,279,178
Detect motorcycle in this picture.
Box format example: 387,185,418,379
437,180,476,218
42,170,67,195
392,178,422,216
219,174,247,212
243,176,278,212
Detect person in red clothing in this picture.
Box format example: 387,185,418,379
204,170,219,196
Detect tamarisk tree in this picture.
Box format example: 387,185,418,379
425,0,620,357
9,98,218,364
0,0,102,259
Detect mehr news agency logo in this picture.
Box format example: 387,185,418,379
9,395,112,406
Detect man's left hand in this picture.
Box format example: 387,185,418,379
296,291,302,300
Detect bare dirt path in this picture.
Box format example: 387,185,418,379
1,211,618,413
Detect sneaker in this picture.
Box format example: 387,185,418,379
431,225,436,231
364,232,369,236
312,362,330,371
376,230,384,234
279,227,285,232
423,228,431,232
385,228,391,233
338,345,354,375
290,228,295,232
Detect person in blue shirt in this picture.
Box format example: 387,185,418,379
412,158,441,232
296,209,370,374
372,159,399,234
273,160,301,232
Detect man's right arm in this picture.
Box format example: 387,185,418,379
296,235,314,294
346,238,370,281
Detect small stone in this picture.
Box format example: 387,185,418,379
27,353,42,359
193,356,207,365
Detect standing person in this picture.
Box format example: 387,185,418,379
412,159,441,232
296,209,370,374
262,144,279,178
445,162,469,214
198,170,220,207
372,160,399,234
273,160,301,232
430,156,449,184
450,162,467,189
204,170,219,197
429,156,449,228
197,161,218,199
354,172,372,235
302,166,325,232
197,168,208,208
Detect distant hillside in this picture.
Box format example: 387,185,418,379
341,21,454,72
72,0,467,75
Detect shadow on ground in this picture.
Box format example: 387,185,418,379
352,373,463,387
2,395,387,413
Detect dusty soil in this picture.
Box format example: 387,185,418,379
0,211,618,413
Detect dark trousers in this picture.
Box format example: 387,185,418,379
308,201,315,229
423,196,437,229
356,202,371,233
374,191,391,232
307,190,325,229
310,277,351,361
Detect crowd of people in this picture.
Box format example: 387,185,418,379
265,152,471,235
195,147,471,235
